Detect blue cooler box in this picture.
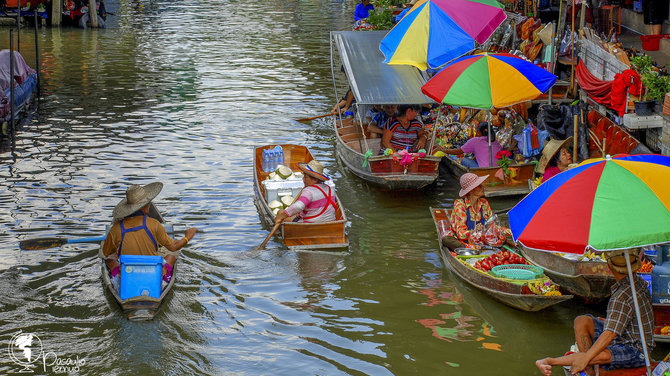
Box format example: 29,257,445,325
119,255,163,300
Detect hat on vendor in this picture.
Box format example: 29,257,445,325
112,182,163,221
459,173,488,197
537,137,573,174
298,160,330,182
604,248,642,274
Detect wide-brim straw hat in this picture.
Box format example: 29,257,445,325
537,137,573,174
298,160,330,181
605,248,641,274
112,182,163,220
459,172,488,197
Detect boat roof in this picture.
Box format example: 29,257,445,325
330,31,433,105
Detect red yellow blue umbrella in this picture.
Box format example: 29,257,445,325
421,52,557,109
509,154,670,254
380,0,506,70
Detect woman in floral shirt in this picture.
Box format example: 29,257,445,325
441,173,510,250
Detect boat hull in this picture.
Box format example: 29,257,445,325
431,208,572,311
254,144,348,251
519,246,614,302
100,207,176,321
439,156,535,198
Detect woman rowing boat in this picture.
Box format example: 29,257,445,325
274,160,340,224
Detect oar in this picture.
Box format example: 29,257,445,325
20,236,107,250
294,113,332,122
256,222,281,251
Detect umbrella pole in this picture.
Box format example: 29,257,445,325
487,113,493,167
623,249,652,376
428,107,444,153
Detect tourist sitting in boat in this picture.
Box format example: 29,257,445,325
368,104,396,139
274,160,338,224
102,182,198,283
441,173,510,251
331,88,355,116
535,248,653,376
537,137,573,183
438,122,502,168
380,104,427,154
354,0,374,22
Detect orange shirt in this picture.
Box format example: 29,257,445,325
103,215,173,258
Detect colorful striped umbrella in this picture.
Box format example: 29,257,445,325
379,0,506,71
509,154,670,254
421,52,557,109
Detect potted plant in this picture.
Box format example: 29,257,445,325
630,55,670,115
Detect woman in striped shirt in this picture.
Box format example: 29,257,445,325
380,104,427,154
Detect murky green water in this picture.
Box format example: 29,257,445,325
0,1,666,375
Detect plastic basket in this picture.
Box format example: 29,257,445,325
491,264,544,280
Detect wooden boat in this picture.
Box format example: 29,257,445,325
253,144,348,251
439,155,536,197
100,203,176,321
518,246,615,302
335,118,442,190
1,49,38,137
430,207,572,311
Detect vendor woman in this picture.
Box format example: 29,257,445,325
438,122,502,168
537,137,572,183
442,173,510,250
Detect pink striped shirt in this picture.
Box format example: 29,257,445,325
284,184,337,223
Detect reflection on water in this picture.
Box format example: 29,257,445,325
1,0,668,374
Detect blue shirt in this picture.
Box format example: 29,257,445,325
354,3,374,21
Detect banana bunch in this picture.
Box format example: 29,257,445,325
533,177,542,188
580,250,606,262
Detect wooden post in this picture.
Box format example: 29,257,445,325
16,0,20,53
9,30,15,134
34,12,40,98
88,0,98,28
51,0,62,26
573,114,578,162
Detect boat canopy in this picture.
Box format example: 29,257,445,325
331,31,433,105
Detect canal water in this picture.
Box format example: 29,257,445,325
1,1,665,375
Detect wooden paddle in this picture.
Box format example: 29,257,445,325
257,222,281,251
20,236,107,250
294,113,332,122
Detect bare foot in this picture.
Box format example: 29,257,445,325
535,358,553,376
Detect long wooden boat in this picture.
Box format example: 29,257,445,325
430,207,572,311
439,156,536,197
1,49,38,137
100,203,176,321
334,118,442,190
518,246,614,302
253,144,348,251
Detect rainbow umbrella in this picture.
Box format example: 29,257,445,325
509,154,670,254
421,52,557,109
380,0,506,71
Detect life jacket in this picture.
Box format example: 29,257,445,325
117,214,158,257
301,185,338,221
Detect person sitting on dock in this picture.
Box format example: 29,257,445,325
102,182,198,283
438,122,502,168
535,248,654,376
537,137,573,183
441,173,510,251
381,104,427,154
274,160,339,224
368,104,396,139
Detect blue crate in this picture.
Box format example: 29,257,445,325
640,273,652,295
119,255,163,300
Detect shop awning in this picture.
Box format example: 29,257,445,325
331,31,433,105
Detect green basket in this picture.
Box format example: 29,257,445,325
490,264,544,280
